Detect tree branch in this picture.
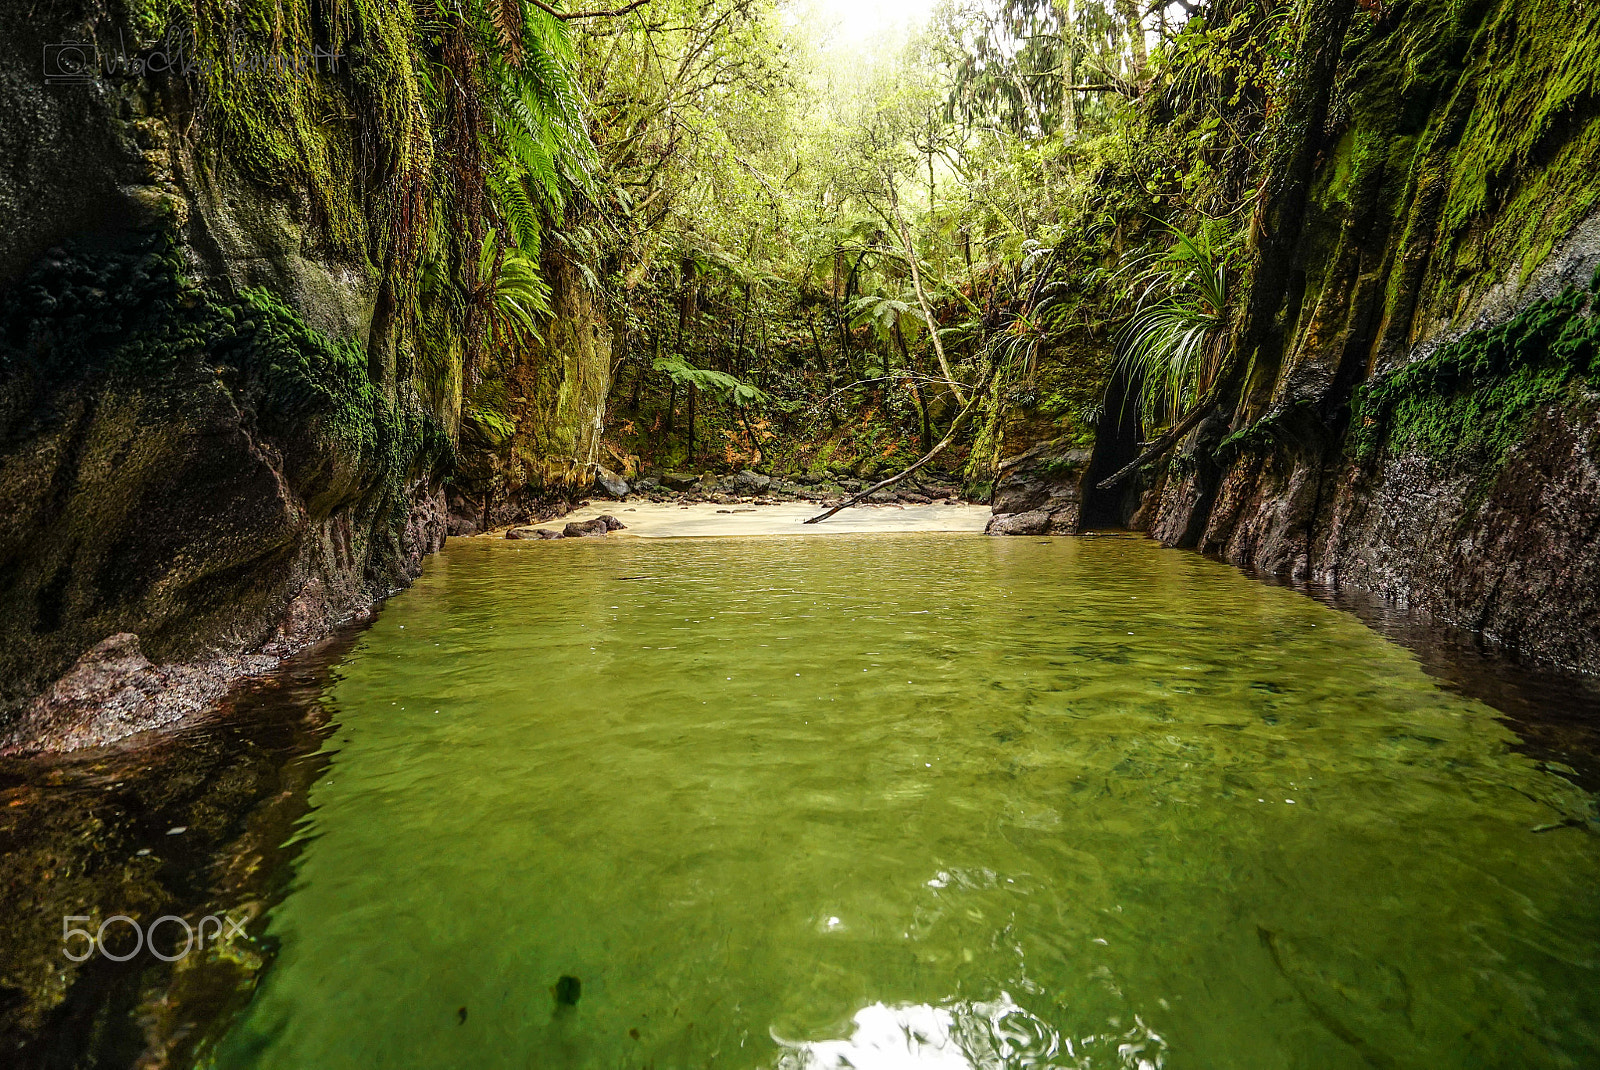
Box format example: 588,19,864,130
805,362,997,524
526,0,650,21
885,176,968,406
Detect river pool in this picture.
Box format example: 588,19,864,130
207,533,1599,1069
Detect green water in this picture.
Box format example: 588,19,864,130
212,534,1599,1069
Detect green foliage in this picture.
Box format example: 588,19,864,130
1111,225,1230,433
1350,286,1600,466
651,356,769,408
478,232,551,342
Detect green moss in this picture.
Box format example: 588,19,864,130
129,0,431,284
1350,285,1600,466
1,237,450,499
1213,398,1321,466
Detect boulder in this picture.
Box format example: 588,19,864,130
594,466,630,499
866,490,899,503
985,510,1052,536
598,515,627,531
661,471,700,491
985,507,1080,536
733,469,772,492
507,527,562,540
991,444,1091,521
563,518,612,538
900,492,932,504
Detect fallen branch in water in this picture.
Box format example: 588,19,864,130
805,363,996,524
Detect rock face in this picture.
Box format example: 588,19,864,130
984,0,1600,673
0,2,449,749
987,443,1093,534
1131,27,1600,675
995,0,1600,673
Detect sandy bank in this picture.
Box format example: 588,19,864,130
487,500,993,538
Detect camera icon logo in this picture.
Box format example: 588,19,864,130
43,41,96,84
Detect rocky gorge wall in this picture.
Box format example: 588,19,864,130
0,0,449,750
992,0,1600,674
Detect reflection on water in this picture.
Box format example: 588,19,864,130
204,534,1599,1069
774,994,1164,1070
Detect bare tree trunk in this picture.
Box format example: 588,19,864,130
893,321,933,452
737,405,762,464
887,179,966,405
677,256,697,351
1117,0,1147,79
686,382,698,462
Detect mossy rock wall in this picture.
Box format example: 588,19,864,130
0,0,451,735
1138,0,1600,671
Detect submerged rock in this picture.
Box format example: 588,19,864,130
1,634,278,754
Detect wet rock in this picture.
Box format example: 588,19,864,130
563,518,612,538
0,634,279,754
598,515,627,531
985,510,1052,536
900,492,932,504
594,466,630,499
866,490,899,503
507,527,563,540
